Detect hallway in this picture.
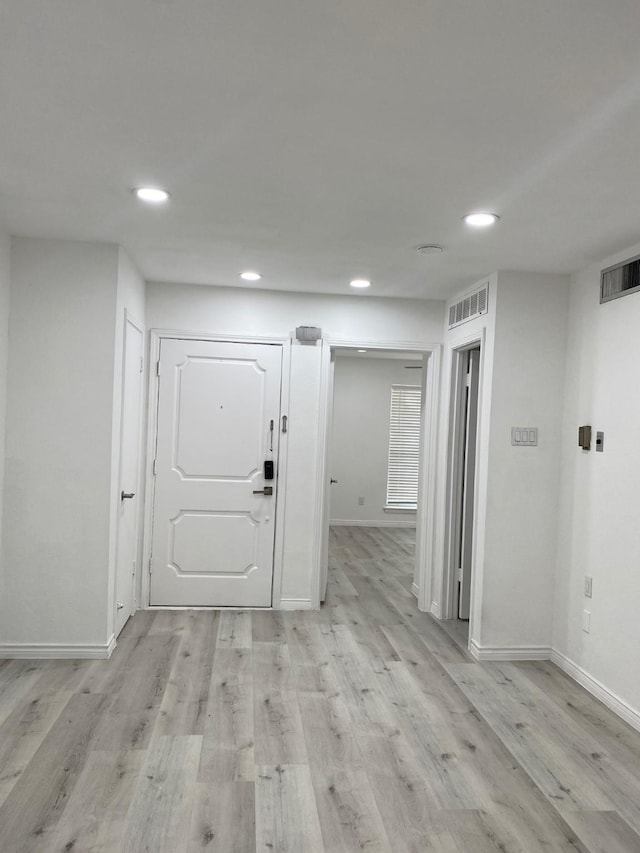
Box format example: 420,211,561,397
0,527,640,850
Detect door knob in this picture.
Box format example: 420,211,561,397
121,491,135,501
116,602,124,610
253,486,273,496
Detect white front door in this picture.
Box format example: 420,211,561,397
114,316,144,637
150,339,282,607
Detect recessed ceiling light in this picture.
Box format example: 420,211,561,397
350,279,371,289
417,244,444,255
463,212,499,227
240,271,262,281
357,349,367,353
134,187,170,204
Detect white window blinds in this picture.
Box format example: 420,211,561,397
386,384,421,509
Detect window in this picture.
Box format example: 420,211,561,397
386,384,421,510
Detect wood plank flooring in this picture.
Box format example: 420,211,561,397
1,525,640,851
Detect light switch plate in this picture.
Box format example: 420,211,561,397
511,427,538,446
582,610,591,633
584,576,593,598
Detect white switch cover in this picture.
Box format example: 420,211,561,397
584,576,593,598
511,427,538,446
582,609,591,633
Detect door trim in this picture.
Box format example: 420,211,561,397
140,329,291,610
313,337,442,612
441,330,485,648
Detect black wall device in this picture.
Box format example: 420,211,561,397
264,460,274,480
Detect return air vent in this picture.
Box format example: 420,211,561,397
601,254,640,304
448,283,489,330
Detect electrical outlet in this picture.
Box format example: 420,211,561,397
582,610,591,633
358,496,365,506
584,576,593,598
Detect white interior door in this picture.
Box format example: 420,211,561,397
114,316,144,637
319,351,335,603
459,347,480,620
150,339,282,607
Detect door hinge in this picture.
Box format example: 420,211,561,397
153,458,157,476
282,414,288,433
148,556,153,575
156,359,161,377
465,372,471,387
458,567,463,582
140,356,144,373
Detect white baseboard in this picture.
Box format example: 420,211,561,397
279,597,314,611
430,601,441,619
0,634,116,660
551,649,640,734
330,519,417,529
469,640,552,661
411,582,419,599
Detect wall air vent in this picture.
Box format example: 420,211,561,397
601,254,640,304
448,282,489,330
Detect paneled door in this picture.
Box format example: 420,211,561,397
150,339,282,607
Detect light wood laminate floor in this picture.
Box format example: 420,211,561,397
1,526,640,851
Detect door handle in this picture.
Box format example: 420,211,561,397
121,491,135,501
252,486,273,496
330,478,338,484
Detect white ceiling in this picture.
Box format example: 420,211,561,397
2,1,640,300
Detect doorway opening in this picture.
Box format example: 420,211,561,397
318,346,434,617
443,343,481,649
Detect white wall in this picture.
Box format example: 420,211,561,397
146,282,444,343
554,240,640,719
1,238,120,648
330,355,419,525
0,233,11,610
481,272,569,651
433,273,569,656
147,282,444,606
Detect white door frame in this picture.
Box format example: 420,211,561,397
312,337,442,612
440,329,485,644
140,328,291,610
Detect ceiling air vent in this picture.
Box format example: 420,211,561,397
601,254,640,304
448,282,489,330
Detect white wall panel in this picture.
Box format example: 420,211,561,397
555,240,640,718
1,238,119,645
0,232,11,607
482,272,569,648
